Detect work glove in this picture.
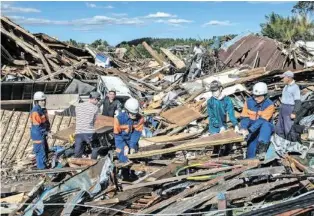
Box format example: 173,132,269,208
124,146,129,156
220,127,226,132
239,129,249,139
234,125,240,134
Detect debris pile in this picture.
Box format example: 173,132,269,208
1,15,314,216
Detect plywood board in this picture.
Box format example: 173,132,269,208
1,112,21,155
53,115,113,141
161,105,203,126
140,133,199,147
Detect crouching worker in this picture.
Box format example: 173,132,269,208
114,98,144,163
31,91,50,169
207,80,239,156
74,92,101,159
239,82,275,159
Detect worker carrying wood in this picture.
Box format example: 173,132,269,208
31,91,50,169
74,91,101,159
100,88,122,117
206,80,239,156
114,98,144,163
238,82,275,159
275,71,301,140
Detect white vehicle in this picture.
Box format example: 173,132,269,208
97,76,132,105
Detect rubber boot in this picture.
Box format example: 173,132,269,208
256,142,270,160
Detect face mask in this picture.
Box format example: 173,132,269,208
212,89,221,98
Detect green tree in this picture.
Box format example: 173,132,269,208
292,1,314,15
260,12,314,43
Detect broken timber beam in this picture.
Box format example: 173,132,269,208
1,16,57,55
123,165,242,191
35,45,53,78
67,158,97,166
142,41,165,66
160,48,186,69
1,27,40,59
139,64,170,81
37,60,86,81
128,130,244,159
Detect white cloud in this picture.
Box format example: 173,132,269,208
155,18,193,26
85,3,114,9
1,3,40,13
202,20,234,27
86,3,97,8
8,15,144,27
145,12,176,18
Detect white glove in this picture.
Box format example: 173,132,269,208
220,127,226,132
234,125,240,134
239,129,249,138
124,146,129,156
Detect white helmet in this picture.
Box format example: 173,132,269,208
252,82,268,96
33,91,46,101
124,98,139,114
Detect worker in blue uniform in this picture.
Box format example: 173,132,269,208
30,91,50,169
207,80,239,155
239,82,275,159
114,98,144,163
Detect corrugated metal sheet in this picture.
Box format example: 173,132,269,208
219,34,304,71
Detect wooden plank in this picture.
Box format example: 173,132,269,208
1,16,57,55
123,165,242,191
140,132,199,146
161,105,203,126
15,114,31,160
0,112,21,160
54,116,71,146
2,112,29,164
0,110,14,142
1,100,33,105
53,115,113,141
0,192,25,203
238,166,285,178
0,27,40,59
142,41,164,66
48,115,63,147
129,130,243,159
37,60,86,81
139,166,250,214
85,198,119,206
34,45,53,77
160,48,186,69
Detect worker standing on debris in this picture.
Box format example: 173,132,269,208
74,92,101,159
114,98,144,163
207,80,239,155
239,82,275,159
188,43,204,81
31,91,50,169
275,71,301,140
101,89,122,117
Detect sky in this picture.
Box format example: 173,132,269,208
1,1,297,46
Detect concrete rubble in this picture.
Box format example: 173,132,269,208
1,15,314,216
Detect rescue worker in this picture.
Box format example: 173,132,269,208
114,98,144,163
101,89,122,117
188,43,204,81
74,92,101,159
239,82,275,159
207,80,239,155
31,91,50,169
275,71,301,140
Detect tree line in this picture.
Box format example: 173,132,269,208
65,1,314,55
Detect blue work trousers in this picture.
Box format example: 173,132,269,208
246,121,274,159
275,104,294,139
115,135,138,163
74,133,99,159
33,138,48,169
